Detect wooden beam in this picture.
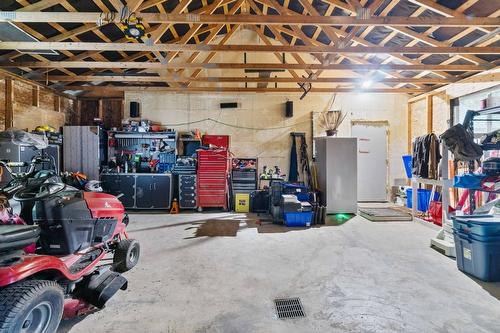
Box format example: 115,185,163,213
98,99,104,119
16,0,60,11
0,69,75,100
54,95,61,112
427,95,433,133
1,42,497,54
0,61,488,71
1,12,498,27
32,86,39,107
62,86,429,93
407,102,412,154
14,0,234,79
5,78,14,129
43,75,454,84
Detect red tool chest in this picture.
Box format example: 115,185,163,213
197,149,230,210
202,135,230,149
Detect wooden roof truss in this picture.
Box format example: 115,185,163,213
0,0,498,95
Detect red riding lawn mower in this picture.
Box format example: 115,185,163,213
0,155,140,333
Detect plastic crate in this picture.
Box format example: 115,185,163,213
284,211,312,227
406,188,440,212
157,163,174,173
454,230,500,281
159,153,176,164
452,215,500,237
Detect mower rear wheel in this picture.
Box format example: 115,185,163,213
0,280,64,333
113,239,140,273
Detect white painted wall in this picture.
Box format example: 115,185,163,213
124,91,409,185
125,27,410,186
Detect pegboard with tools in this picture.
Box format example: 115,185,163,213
107,131,177,174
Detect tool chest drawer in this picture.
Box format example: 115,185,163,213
179,175,197,209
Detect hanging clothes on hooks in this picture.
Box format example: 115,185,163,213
412,133,442,179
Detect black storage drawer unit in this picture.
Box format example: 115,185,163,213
179,175,197,209
100,174,135,208
101,173,173,209
136,174,172,209
232,169,257,193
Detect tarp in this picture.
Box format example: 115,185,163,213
0,129,48,149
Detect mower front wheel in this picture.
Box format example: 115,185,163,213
0,280,64,333
113,239,140,273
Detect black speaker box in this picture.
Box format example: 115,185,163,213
130,101,140,118
285,101,293,117
220,102,238,109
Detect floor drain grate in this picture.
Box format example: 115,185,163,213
274,298,306,319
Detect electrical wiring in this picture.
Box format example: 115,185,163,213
160,118,310,130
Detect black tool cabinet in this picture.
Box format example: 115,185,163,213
178,175,197,209
100,173,172,209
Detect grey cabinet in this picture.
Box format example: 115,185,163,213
100,173,172,209
314,137,357,214
63,126,106,181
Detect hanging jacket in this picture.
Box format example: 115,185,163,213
440,124,483,161
412,133,441,179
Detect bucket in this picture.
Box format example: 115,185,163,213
406,188,439,212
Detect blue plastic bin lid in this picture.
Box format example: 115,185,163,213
453,215,500,224
453,228,500,242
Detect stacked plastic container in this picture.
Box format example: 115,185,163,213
453,215,500,281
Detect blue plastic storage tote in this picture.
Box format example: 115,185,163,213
454,230,500,282
284,211,312,227
452,215,500,237
402,155,412,178
406,188,439,212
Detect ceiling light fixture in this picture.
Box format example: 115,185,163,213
361,79,373,88
119,12,146,40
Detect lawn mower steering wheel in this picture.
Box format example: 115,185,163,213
14,183,66,201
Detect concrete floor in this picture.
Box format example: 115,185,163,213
59,213,500,333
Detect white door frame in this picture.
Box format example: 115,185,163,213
351,120,390,201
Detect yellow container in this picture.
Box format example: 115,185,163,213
235,193,250,213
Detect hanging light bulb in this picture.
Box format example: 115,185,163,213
362,79,373,89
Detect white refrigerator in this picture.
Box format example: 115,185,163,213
314,137,358,214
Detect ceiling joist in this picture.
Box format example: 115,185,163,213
1,42,497,54
1,12,498,27
0,0,498,95
0,61,488,72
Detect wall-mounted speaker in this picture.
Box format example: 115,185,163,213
220,102,238,109
285,101,293,118
130,101,140,118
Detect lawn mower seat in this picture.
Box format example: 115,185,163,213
0,225,40,253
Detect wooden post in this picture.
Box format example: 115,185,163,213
407,102,412,154
76,99,81,125
54,95,60,112
121,97,125,121
32,86,39,107
98,99,104,120
5,78,14,129
427,95,433,133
